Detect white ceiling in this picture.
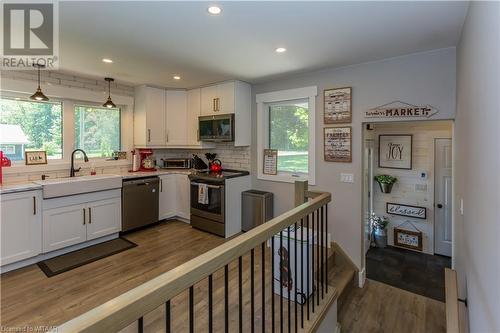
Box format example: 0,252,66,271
59,1,469,88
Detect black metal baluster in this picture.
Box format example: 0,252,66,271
300,218,304,329
262,242,266,333
225,264,229,333
138,317,143,333
271,236,276,333
294,222,298,333
321,206,324,300
311,211,315,314
326,204,329,294
251,248,255,333
189,286,194,333
166,300,171,333
280,231,283,333
209,275,213,333
306,215,310,321
316,209,320,307
239,256,243,333
287,227,291,333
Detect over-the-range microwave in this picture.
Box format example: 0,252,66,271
198,114,234,142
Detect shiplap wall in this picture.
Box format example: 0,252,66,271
371,120,452,254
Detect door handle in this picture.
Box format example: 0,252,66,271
216,98,220,111
148,129,151,142
213,98,216,112
88,207,92,224
33,196,36,215
437,204,443,209
166,131,169,142
83,208,86,225
160,179,163,192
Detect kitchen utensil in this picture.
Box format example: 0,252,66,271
209,159,222,173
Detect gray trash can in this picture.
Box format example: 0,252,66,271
241,190,273,232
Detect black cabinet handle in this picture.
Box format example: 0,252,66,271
33,196,36,215
437,204,443,208
89,207,92,224
83,208,86,225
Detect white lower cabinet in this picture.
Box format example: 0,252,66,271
0,190,42,265
159,174,190,221
43,203,87,252
42,190,121,253
86,197,121,241
159,174,177,220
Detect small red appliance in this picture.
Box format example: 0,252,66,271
138,148,156,171
0,151,12,185
209,159,222,173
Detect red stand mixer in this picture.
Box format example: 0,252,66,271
138,149,155,171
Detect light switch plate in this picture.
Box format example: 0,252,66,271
340,173,354,183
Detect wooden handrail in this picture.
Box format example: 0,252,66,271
445,268,460,333
54,183,331,333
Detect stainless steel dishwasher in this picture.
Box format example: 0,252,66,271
122,177,159,232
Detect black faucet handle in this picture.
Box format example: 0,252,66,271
75,167,82,173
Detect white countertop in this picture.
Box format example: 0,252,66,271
0,169,193,195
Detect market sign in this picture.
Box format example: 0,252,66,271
365,101,438,119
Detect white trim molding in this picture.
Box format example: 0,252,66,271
256,86,317,185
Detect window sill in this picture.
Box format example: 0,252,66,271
257,172,315,186
3,159,131,175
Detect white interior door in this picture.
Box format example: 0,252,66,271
434,138,452,256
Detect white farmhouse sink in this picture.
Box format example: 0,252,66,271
34,175,122,198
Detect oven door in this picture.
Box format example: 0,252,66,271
190,181,225,222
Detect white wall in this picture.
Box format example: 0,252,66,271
370,121,452,254
252,48,457,270
454,2,500,332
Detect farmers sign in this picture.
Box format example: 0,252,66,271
366,101,438,119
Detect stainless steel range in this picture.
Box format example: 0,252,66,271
189,169,250,237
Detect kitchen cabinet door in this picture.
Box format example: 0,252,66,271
86,197,121,241
200,85,217,115
165,90,188,146
158,174,177,220
142,87,166,146
217,81,235,114
0,190,42,265
176,174,190,220
187,89,201,145
43,203,87,253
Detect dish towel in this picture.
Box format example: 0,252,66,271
198,183,209,205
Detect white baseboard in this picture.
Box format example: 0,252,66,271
358,267,366,288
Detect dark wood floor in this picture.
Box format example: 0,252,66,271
366,246,451,301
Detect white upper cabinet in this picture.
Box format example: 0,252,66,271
134,86,166,147
0,190,42,265
187,88,201,145
200,85,218,116
165,90,188,146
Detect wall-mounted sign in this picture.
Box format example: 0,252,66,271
378,134,412,169
324,87,352,123
394,227,423,251
387,202,427,220
25,151,47,165
366,101,438,119
324,127,352,162
263,149,278,175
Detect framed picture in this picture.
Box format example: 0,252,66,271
324,87,351,124
386,202,427,220
393,227,423,251
263,149,278,175
378,134,413,169
324,127,352,162
25,151,47,165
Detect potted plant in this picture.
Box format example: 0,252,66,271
374,174,397,193
370,213,389,248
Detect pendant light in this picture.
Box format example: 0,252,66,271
103,77,116,108
30,64,49,101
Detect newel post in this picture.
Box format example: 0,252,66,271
294,180,308,207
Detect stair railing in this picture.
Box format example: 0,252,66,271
53,181,332,333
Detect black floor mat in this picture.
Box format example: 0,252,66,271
366,246,451,301
37,237,137,277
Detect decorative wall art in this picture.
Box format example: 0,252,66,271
378,134,413,169
324,87,351,123
263,149,278,175
25,151,47,165
386,202,427,220
365,101,439,119
324,127,352,162
393,227,423,251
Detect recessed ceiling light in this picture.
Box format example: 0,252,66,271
102,58,113,63
173,75,181,80
275,47,287,53
208,6,222,15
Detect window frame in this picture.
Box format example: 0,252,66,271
256,86,317,185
